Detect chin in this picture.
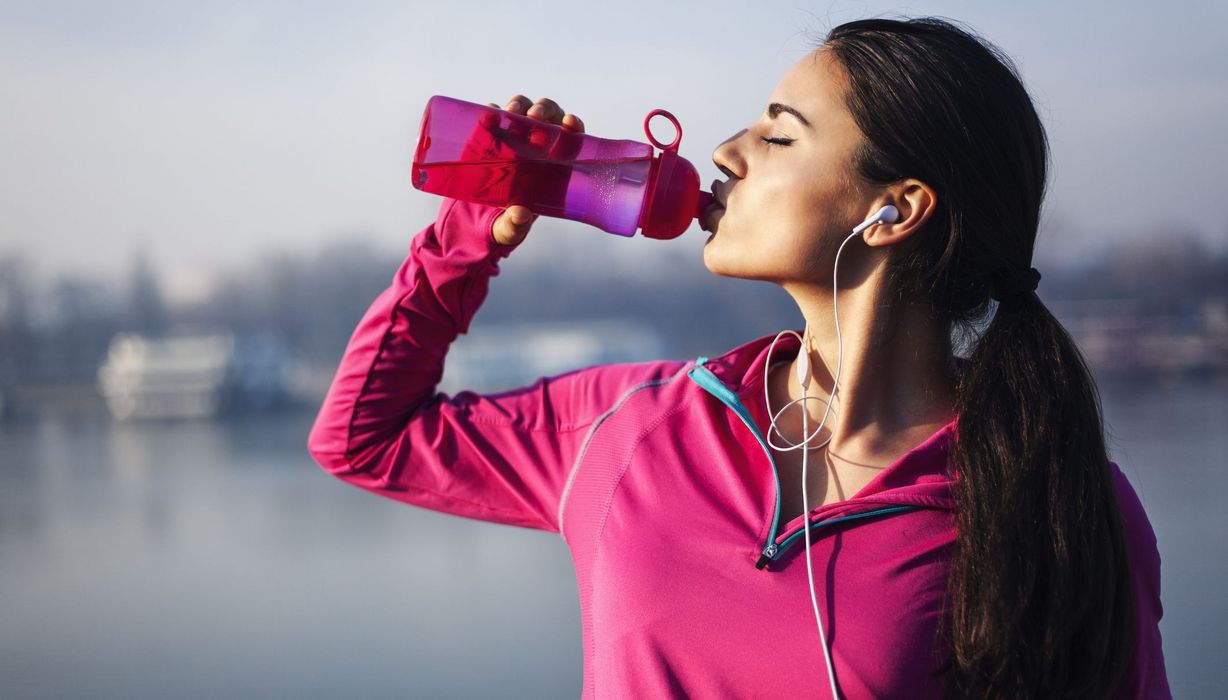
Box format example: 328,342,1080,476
702,239,771,282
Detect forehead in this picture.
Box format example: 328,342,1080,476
770,49,851,126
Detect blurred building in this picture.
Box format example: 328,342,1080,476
1050,298,1228,383
96,329,293,420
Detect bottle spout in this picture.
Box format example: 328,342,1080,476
695,191,715,219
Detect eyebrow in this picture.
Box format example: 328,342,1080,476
768,102,813,128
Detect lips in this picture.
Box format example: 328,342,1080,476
701,180,727,233
700,199,724,233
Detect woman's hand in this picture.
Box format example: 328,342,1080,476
485,95,585,246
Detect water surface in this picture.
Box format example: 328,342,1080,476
0,380,1222,698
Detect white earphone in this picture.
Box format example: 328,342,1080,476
853,204,899,236
762,203,899,699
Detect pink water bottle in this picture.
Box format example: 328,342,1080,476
411,95,715,240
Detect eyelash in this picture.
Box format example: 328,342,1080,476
761,136,795,147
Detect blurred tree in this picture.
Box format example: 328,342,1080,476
6,223,1225,388
44,275,119,383
125,243,166,336
0,253,36,384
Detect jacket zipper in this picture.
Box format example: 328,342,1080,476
686,360,919,570
687,360,787,566
766,504,920,568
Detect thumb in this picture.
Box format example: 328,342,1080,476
491,205,538,246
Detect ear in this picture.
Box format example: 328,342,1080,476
862,179,937,247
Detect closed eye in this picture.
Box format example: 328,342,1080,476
761,136,795,147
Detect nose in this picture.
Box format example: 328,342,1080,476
712,128,747,180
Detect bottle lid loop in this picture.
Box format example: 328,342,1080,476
643,109,682,152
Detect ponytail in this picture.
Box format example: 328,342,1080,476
945,288,1135,697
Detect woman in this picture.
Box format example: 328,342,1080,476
308,16,1169,699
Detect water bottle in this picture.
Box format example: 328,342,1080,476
411,95,715,240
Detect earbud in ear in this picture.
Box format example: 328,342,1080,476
851,204,900,236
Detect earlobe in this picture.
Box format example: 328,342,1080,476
862,222,900,247
863,218,917,248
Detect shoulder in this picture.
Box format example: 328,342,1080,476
1107,461,1164,618
1106,464,1173,698
538,356,696,427
590,356,697,409
1108,462,1160,564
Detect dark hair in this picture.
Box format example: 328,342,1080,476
814,16,1135,698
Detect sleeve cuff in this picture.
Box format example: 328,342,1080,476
434,197,524,261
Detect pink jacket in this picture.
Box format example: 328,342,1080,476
307,197,1171,698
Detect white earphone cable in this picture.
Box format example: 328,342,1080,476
761,205,897,699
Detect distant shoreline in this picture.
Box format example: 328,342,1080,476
3,369,1224,423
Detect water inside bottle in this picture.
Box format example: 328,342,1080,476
415,155,654,235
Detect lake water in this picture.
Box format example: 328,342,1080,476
1,380,1223,698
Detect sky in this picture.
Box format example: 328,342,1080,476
1,0,1225,304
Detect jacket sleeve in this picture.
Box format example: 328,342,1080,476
1109,462,1172,699
305,196,672,534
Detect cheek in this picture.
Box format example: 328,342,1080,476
771,225,829,277
703,163,850,278
746,182,833,261
729,176,809,239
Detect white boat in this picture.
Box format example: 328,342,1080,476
96,331,235,420
441,318,669,394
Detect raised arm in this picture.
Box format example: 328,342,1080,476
306,95,680,533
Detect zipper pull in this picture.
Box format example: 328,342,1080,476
755,542,779,570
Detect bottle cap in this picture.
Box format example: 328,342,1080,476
637,109,708,240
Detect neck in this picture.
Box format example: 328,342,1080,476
772,273,959,466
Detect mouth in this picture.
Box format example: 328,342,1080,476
700,200,724,233
700,178,728,234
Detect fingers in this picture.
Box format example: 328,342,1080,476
490,95,584,132
506,204,536,225
504,94,533,114
525,97,560,120
491,205,537,246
